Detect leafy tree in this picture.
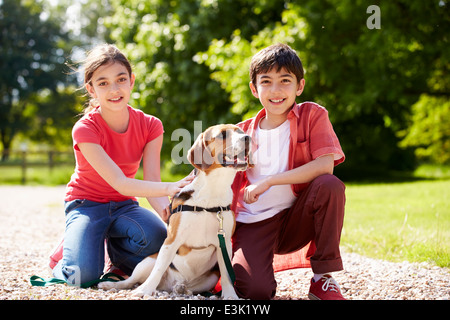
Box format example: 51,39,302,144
25,86,85,149
105,0,287,169
200,0,449,175
399,95,450,164
0,0,74,160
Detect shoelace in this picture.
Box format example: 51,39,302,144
321,276,341,293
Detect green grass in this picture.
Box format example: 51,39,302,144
342,179,449,267
0,164,75,185
1,162,448,267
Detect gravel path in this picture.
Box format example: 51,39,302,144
0,185,448,300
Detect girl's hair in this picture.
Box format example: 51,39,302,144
81,44,133,114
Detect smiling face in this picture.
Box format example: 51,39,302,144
250,67,305,128
85,61,135,113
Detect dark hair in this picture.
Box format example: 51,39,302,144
82,44,132,113
249,43,304,86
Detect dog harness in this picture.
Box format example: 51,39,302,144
170,204,231,214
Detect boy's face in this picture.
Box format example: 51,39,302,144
250,67,305,120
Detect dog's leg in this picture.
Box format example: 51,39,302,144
132,242,181,297
216,236,238,299
188,270,220,294
131,212,185,297
98,255,157,291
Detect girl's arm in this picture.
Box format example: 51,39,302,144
243,154,334,204
77,141,192,199
141,135,172,222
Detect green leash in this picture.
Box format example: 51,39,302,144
216,211,236,284
217,232,236,284
30,272,125,289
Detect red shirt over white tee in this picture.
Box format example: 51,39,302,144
65,106,164,203
231,101,345,272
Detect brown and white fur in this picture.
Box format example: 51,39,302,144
98,124,252,299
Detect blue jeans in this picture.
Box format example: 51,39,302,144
52,199,167,285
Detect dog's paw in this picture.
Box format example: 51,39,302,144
98,281,117,290
132,287,155,298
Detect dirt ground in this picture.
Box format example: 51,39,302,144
0,185,448,300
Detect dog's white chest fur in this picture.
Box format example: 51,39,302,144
183,168,236,208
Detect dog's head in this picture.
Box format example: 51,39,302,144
187,124,253,173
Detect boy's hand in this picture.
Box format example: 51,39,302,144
243,178,271,204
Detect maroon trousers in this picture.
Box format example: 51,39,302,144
231,174,346,300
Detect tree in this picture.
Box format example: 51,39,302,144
399,95,450,164
0,0,73,160
105,0,287,170
200,0,449,175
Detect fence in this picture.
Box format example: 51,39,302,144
0,149,75,184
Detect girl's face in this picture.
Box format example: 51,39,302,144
85,61,135,114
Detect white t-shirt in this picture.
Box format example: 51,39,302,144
236,119,297,223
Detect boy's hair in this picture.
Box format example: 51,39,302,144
82,44,132,113
249,43,304,86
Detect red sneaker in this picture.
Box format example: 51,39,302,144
308,274,346,300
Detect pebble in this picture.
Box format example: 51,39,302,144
0,186,448,300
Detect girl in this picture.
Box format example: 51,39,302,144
51,44,192,285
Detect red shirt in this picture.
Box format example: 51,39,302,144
231,102,345,271
65,106,164,203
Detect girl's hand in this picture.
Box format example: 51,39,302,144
160,205,172,224
167,175,194,197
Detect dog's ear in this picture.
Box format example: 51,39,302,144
187,132,214,171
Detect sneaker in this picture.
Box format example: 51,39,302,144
308,274,346,300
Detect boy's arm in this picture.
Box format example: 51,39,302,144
243,154,334,204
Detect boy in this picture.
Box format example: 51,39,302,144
230,43,346,300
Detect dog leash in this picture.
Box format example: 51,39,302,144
30,272,125,288
216,210,236,284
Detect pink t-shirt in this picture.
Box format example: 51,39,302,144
65,106,164,203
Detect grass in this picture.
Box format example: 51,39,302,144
0,161,448,267
0,164,75,185
342,179,449,267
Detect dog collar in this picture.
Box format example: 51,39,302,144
171,204,231,214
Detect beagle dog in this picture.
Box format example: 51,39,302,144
99,124,252,299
